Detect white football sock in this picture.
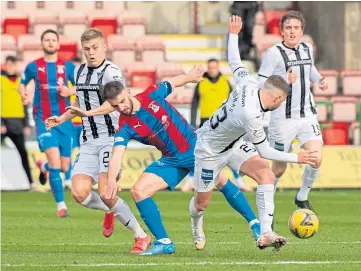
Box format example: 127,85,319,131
81,191,110,212
57,201,67,211
189,196,205,237
273,177,280,194
297,165,320,201
111,198,147,238
256,184,274,235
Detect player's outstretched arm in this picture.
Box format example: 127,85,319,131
106,145,126,200
228,15,244,72
66,100,114,117
167,65,204,90
45,99,79,130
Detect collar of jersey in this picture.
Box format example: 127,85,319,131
87,59,106,70
282,41,299,51
258,89,268,112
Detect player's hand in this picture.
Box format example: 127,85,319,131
187,65,204,83
23,127,31,136
105,180,121,200
58,85,74,97
297,150,318,165
1,126,7,134
229,15,243,34
44,116,63,131
318,78,328,91
66,106,89,117
20,92,30,105
287,68,297,84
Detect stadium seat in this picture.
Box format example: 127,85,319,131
350,122,360,145
119,10,146,38
31,12,59,37
331,96,358,122
18,34,43,63
3,17,29,39
124,62,156,87
312,70,339,96
107,35,137,69
341,70,361,96
322,122,349,145
264,10,288,35
314,96,330,122
60,11,89,45
58,43,78,61
101,1,125,14
130,71,156,89
156,62,184,81
137,35,165,64
91,18,118,39
1,35,17,62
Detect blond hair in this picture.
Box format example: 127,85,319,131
80,28,104,43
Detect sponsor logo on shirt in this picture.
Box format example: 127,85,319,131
287,59,312,67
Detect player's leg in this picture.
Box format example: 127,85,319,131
135,160,189,255
58,132,73,190
295,118,323,210
181,169,195,192
240,155,286,250
65,125,81,189
7,132,36,190
230,168,253,192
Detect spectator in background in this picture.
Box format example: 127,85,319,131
229,1,258,60
63,56,83,190
183,58,252,192
1,56,40,192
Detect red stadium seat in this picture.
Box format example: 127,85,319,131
130,71,156,89
58,43,78,61
91,18,118,39
1,34,17,62
264,10,288,35
60,11,89,45
108,35,137,69
3,18,29,39
350,122,360,145
119,10,146,38
322,122,349,145
341,70,361,96
18,34,43,63
312,70,339,96
137,35,165,64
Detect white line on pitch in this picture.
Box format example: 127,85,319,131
2,241,361,246
2,261,361,267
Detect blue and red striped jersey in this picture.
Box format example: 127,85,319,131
114,81,196,157
21,58,75,132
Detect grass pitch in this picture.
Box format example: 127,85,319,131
1,190,361,270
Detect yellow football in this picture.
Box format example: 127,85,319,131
288,209,319,239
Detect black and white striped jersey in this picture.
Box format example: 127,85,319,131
74,59,123,143
257,41,322,120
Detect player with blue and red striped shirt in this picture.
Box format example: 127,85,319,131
19,29,75,217
76,65,260,255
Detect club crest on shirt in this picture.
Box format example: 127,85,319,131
57,65,65,74
148,101,159,113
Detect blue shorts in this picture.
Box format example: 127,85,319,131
36,121,72,158
72,124,82,149
144,151,195,190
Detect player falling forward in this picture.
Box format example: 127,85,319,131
69,65,261,255
190,16,318,250
19,29,75,217
257,11,327,211
45,28,150,253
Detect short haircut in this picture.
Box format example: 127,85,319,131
102,81,125,101
41,29,59,41
207,58,219,64
280,11,305,30
81,28,104,43
71,56,82,63
264,75,291,95
5,55,19,62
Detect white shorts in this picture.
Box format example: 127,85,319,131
268,115,323,152
194,140,258,192
72,138,113,183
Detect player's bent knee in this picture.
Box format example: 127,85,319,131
272,164,287,178
61,162,70,173
195,200,208,212
312,158,322,169
257,170,275,185
130,186,147,202
71,188,89,204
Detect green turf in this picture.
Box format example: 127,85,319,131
2,190,361,271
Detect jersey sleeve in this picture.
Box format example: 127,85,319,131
20,62,36,86
228,33,251,85
306,43,322,83
104,64,125,86
154,81,173,98
244,115,267,145
257,48,279,87
66,61,76,85
114,123,132,147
